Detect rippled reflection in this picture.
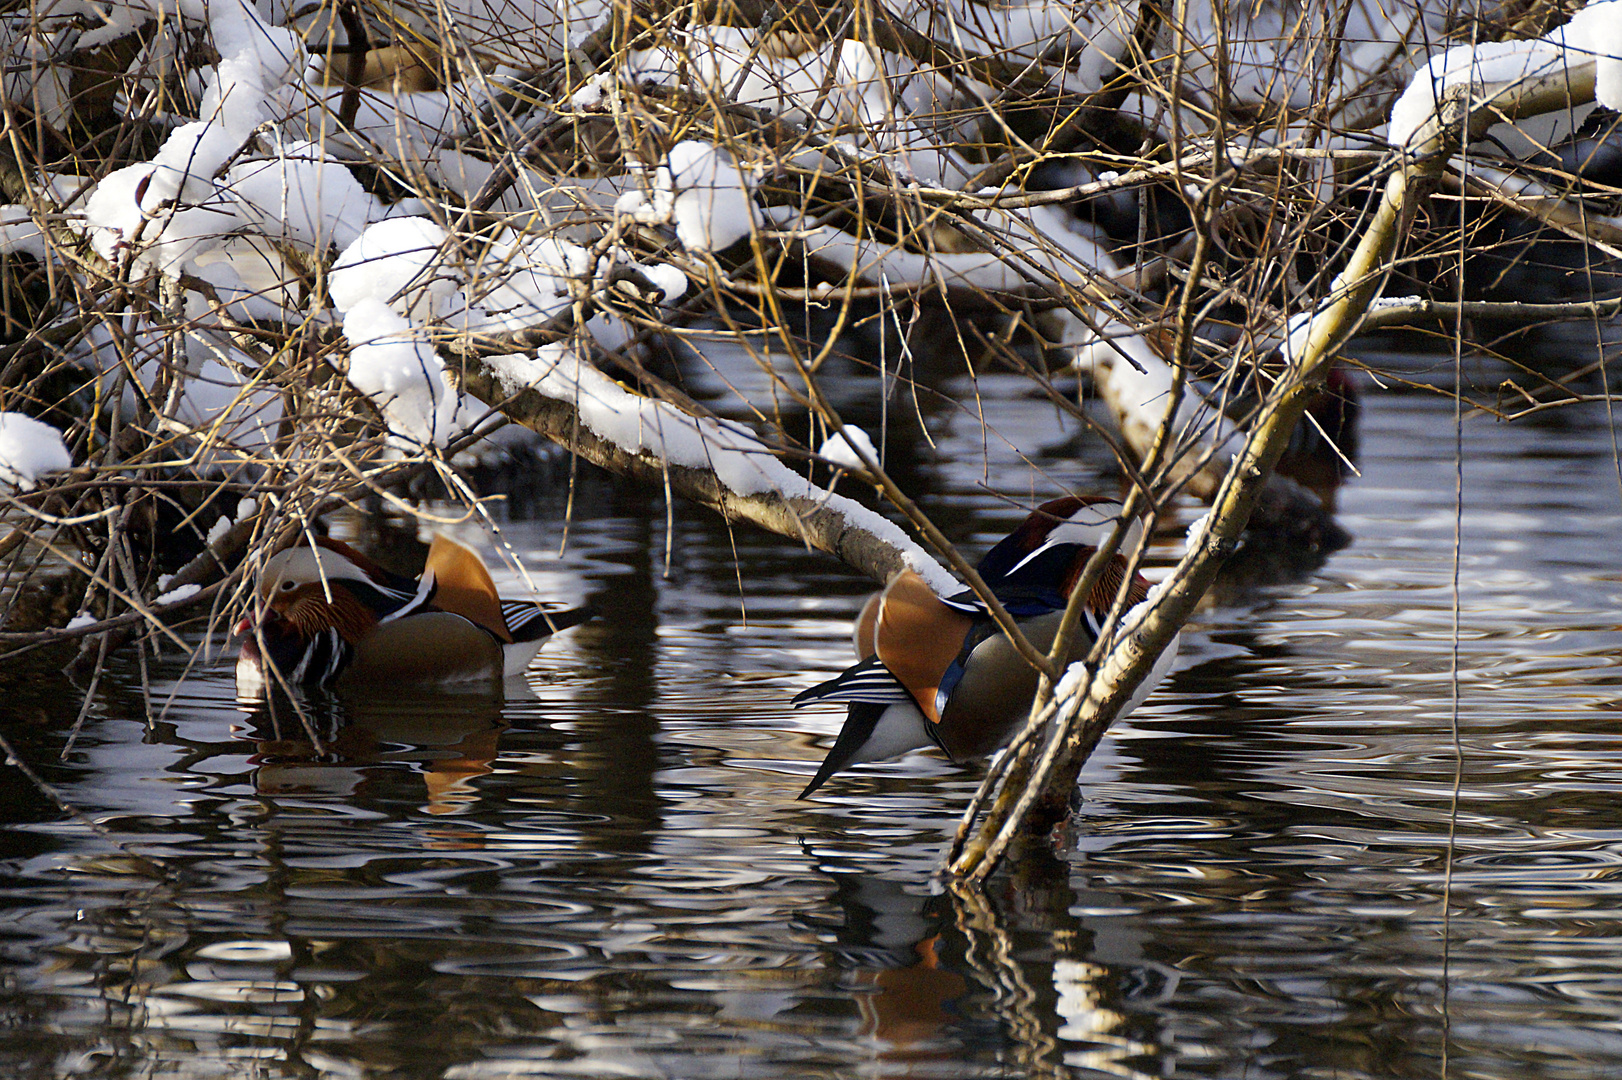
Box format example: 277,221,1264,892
2,353,1622,1078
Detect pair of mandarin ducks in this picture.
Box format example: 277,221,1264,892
235,496,1172,795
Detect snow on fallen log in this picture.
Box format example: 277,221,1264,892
466,344,956,591
1066,318,1235,500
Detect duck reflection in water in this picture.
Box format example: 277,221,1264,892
799,850,1165,1072
237,683,512,822
799,871,977,1053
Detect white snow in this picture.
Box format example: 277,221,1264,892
342,297,463,447
0,206,45,259
1370,294,1423,310
227,142,381,252
819,426,877,470
207,514,233,546
571,73,611,110
155,582,202,605
641,263,688,303
625,27,890,130
66,612,97,630
620,141,756,253
0,412,71,489
669,141,756,253
1567,0,1622,108
1185,512,1212,550
330,217,457,320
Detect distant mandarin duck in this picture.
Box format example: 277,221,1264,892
235,535,590,695
793,496,1177,796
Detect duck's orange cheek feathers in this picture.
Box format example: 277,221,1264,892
275,586,378,643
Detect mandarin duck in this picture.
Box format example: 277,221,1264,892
235,534,590,695
793,496,1177,797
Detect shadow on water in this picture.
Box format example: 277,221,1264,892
4,345,1622,1078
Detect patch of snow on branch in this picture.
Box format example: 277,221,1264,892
488,345,955,592
227,141,380,252
207,514,233,546
619,141,756,253
0,412,71,489
342,298,464,448
820,426,877,470
571,73,612,110
155,583,202,605
625,26,889,130
1567,0,1622,108
331,217,458,321
0,206,44,259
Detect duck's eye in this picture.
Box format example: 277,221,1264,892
279,580,297,591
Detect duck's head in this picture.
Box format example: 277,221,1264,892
236,539,397,643
976,496,1144,584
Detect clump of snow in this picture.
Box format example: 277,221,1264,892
155,582,202,605
446,231,584,332
331,217,458,321
571,73,611,110
1278,309,1318,364
342,297,463,447
0,412,71,489
78,0,310,275
668,142,755,252
640,263,688,303
227,141,381,252
199,0,304,136
65,612,97,631
82,152,241,274
235,497,257,521
1565,0,1622,109
0,207,45,259
820,426,877,470
1389,38,1569,147
1185,512,1212,550
207,514,233,546
619,141,756,253
624,26,889,131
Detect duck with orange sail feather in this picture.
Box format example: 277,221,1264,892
794,497,1177,796
236,535,591,695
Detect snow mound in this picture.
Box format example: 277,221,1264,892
0,413,71,489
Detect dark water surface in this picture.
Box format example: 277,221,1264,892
3,346,1622,1079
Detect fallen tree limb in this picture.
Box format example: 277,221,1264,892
454,345,953,589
